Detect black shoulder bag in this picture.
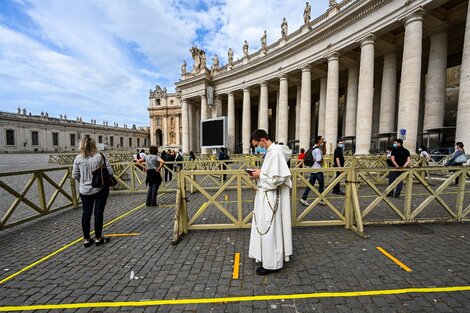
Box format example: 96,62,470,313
92,153,117,188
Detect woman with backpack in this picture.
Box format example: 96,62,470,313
138,146,164,206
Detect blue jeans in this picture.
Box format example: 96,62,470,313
388,171,403,196
80,188,109,239
302,172,324,200
146,182,159,206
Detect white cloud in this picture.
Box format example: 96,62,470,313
0,0,331,126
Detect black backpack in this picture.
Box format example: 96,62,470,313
303,146,319,167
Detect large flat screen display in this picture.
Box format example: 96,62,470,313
201,117,227,148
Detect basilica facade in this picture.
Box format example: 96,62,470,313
168,0,470,155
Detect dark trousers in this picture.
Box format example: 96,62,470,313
146,182,160,206
333,171,341,193
302,172,324,200
165,168,173,182
80,188,109,239
388,171,404,196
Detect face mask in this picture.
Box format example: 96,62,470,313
338,143,344,149
418,148,422,152
393,143,397,148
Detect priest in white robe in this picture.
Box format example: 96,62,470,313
248,129,293,275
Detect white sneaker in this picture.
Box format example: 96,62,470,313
299,199,310,206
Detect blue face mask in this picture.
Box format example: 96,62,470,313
338,143,344,149
393,143,398,148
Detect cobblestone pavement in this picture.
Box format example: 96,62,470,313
1,189,470,313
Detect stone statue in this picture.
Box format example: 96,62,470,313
243,40,249,58
181,60,186,76
261,30,268,53
79,117,82,122
77,117,80,122
45,112,48,118
60,114,63,119
281,18,288,38
211,54,219,70
329,0,337,6
304,2,311,24
228,48,234,66
64,114,67,120
200,52,206,69
162,87,167,98
17,107,21,114
22,108,26,115
41,111,44,117
189,46,206,73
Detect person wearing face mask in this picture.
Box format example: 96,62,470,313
332,138,345,195
300,136,325,206
247,129,293,275
388,139,411,197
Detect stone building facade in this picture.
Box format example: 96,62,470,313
173,0,470,154
148,85,182,149
0,111,150,153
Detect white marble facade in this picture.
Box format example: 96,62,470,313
169,0,470,154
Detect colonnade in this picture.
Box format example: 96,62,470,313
180,8,470,155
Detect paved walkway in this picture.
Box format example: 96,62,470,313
1,191,470,312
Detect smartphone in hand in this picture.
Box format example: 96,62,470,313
246,168,255,175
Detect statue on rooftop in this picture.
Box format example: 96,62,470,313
261,30,268,53
211,54,219,70
304,2,311,24
189,46,206,73
181,60,186,76
243,40,249,58
17,107,21,114
329,0,337,6
281,18,288,38
22,108,26,115
228,48,234,66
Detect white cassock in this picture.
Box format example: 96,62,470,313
249,143,293,270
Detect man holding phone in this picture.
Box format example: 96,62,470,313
248,129,293,275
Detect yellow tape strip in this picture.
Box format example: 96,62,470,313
106,233,140,237
376,246,412,272
232,253,240,280
2,286,470,311
0,202,147,285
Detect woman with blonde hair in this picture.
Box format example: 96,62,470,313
72,137,113,247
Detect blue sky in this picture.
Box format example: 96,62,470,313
0,0,328,126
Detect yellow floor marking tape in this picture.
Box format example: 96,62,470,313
376,246,412,272
2,286,470,311
225,195,229,201
106,233,140,237
0,202,147,285
232,253,240,280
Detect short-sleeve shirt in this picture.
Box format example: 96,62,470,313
146,154,162,169
311,145,323,168
333,147,345,167
298,152,305,160
391,147,410,167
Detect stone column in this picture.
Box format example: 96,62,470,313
325,53,340,145
318,77,327,137
200,93,208,154
242,88,251,154
181,99,189,153
299,66,312,150
379,51,398,134
423,27,448,131
228,92,236,152
259,82,269,131
275,89,280,141
344,64,359,137
355,35,375,154
456,4,470,145
212,95,222,118
295,85,301,143
397,12,424,152
278,75,289,145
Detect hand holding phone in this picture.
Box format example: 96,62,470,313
246,168,255,175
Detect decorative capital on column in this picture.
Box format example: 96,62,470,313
402,8,425,27
428,23,449,37
326,51,340,62
243,87,250,93
301,64,311,72
359,34,375,47
260,81,268,87
279,74,288,81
